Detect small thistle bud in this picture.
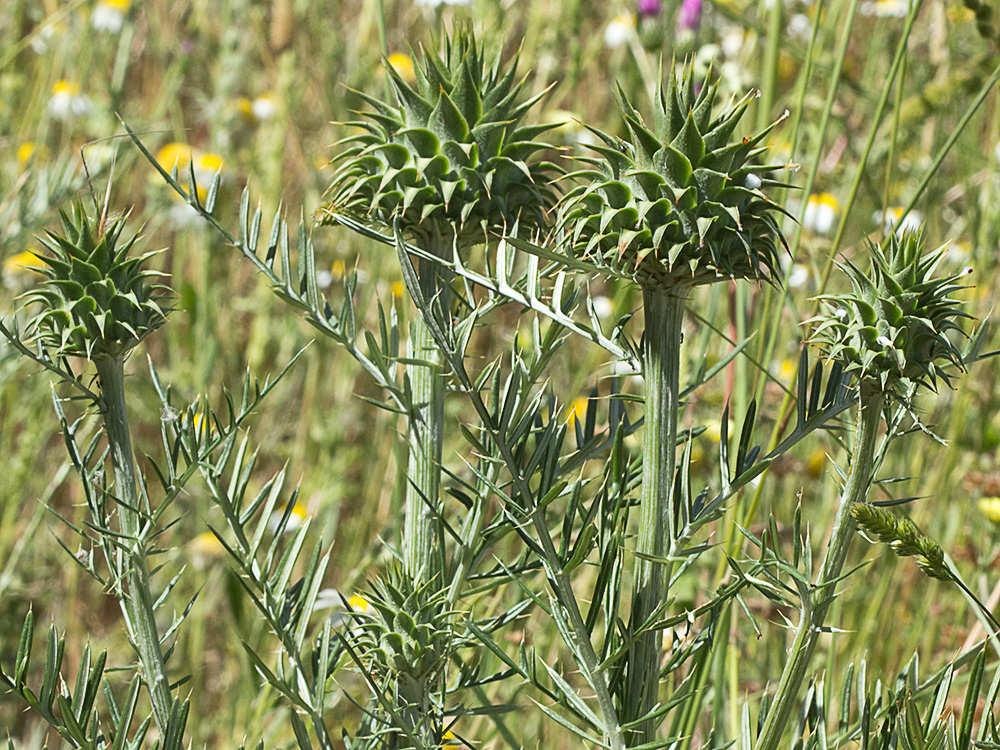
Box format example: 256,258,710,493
320,29,559,249
23,202,170,360
850,502,952,581
555,61,791,292
809,230,972,403
350,566,454,695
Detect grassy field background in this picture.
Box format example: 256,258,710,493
4,0,1000,746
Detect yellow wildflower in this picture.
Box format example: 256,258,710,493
189,531,225,560
156,142,195,173
51,80,79,97
778,50,798,86
387,53,416,83
704,419,735,444
347,594,370,612
565,396,590,426
196,151,224,174
268,503,309,534
805,447,828,478
604,14,635,48
4,250,42,276
874,207,923,236
234,96,254,120
17,143,35,165
48,80,91,119
92,0,130,32
156,143,223,205
803,193,839,235
979,497,1000,524
777,358,796,382
946,4,974,21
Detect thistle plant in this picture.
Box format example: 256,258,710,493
754,230,975,750
555,63,789,744
321,30,559,587
7,202,176,733
345,567,457,748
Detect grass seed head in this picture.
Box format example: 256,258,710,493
850,502,951,581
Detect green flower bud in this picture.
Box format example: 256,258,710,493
23,203,170,360
320,30,560,248
809,230,972,402
350,566,453,692
555,62,790,291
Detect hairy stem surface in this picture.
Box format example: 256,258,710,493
624,288,686,745
94,355,173,732
754,386,884,750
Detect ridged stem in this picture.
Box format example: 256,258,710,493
403,238,452,585
399,235,455,749
94,355,173,733
754,386,884,750
623,288,686,745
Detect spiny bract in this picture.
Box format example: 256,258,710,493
349,567,455,702
321,30,559,248
23,203,170,360
809,230,972,402
556,63,790,291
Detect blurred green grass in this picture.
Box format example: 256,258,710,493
3,0,1000,746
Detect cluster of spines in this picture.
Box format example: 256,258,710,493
810,231,971,402
555,63,791,291
24,203,170,360
322,31,560,248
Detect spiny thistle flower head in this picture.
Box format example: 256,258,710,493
556,62,790,291
809,230,972,402
320,29,560,248
349,566,454,698
23,202,170,360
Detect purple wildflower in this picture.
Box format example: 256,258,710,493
638,0,661,18
677,0,702,32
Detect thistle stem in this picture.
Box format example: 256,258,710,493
754,386,884,750
403,238,452,585
624,288,686,745
94,355,173,733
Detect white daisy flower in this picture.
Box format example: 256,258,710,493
48,81,92,119
91,0,130,33
604,14,634,48
802,193,839,235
